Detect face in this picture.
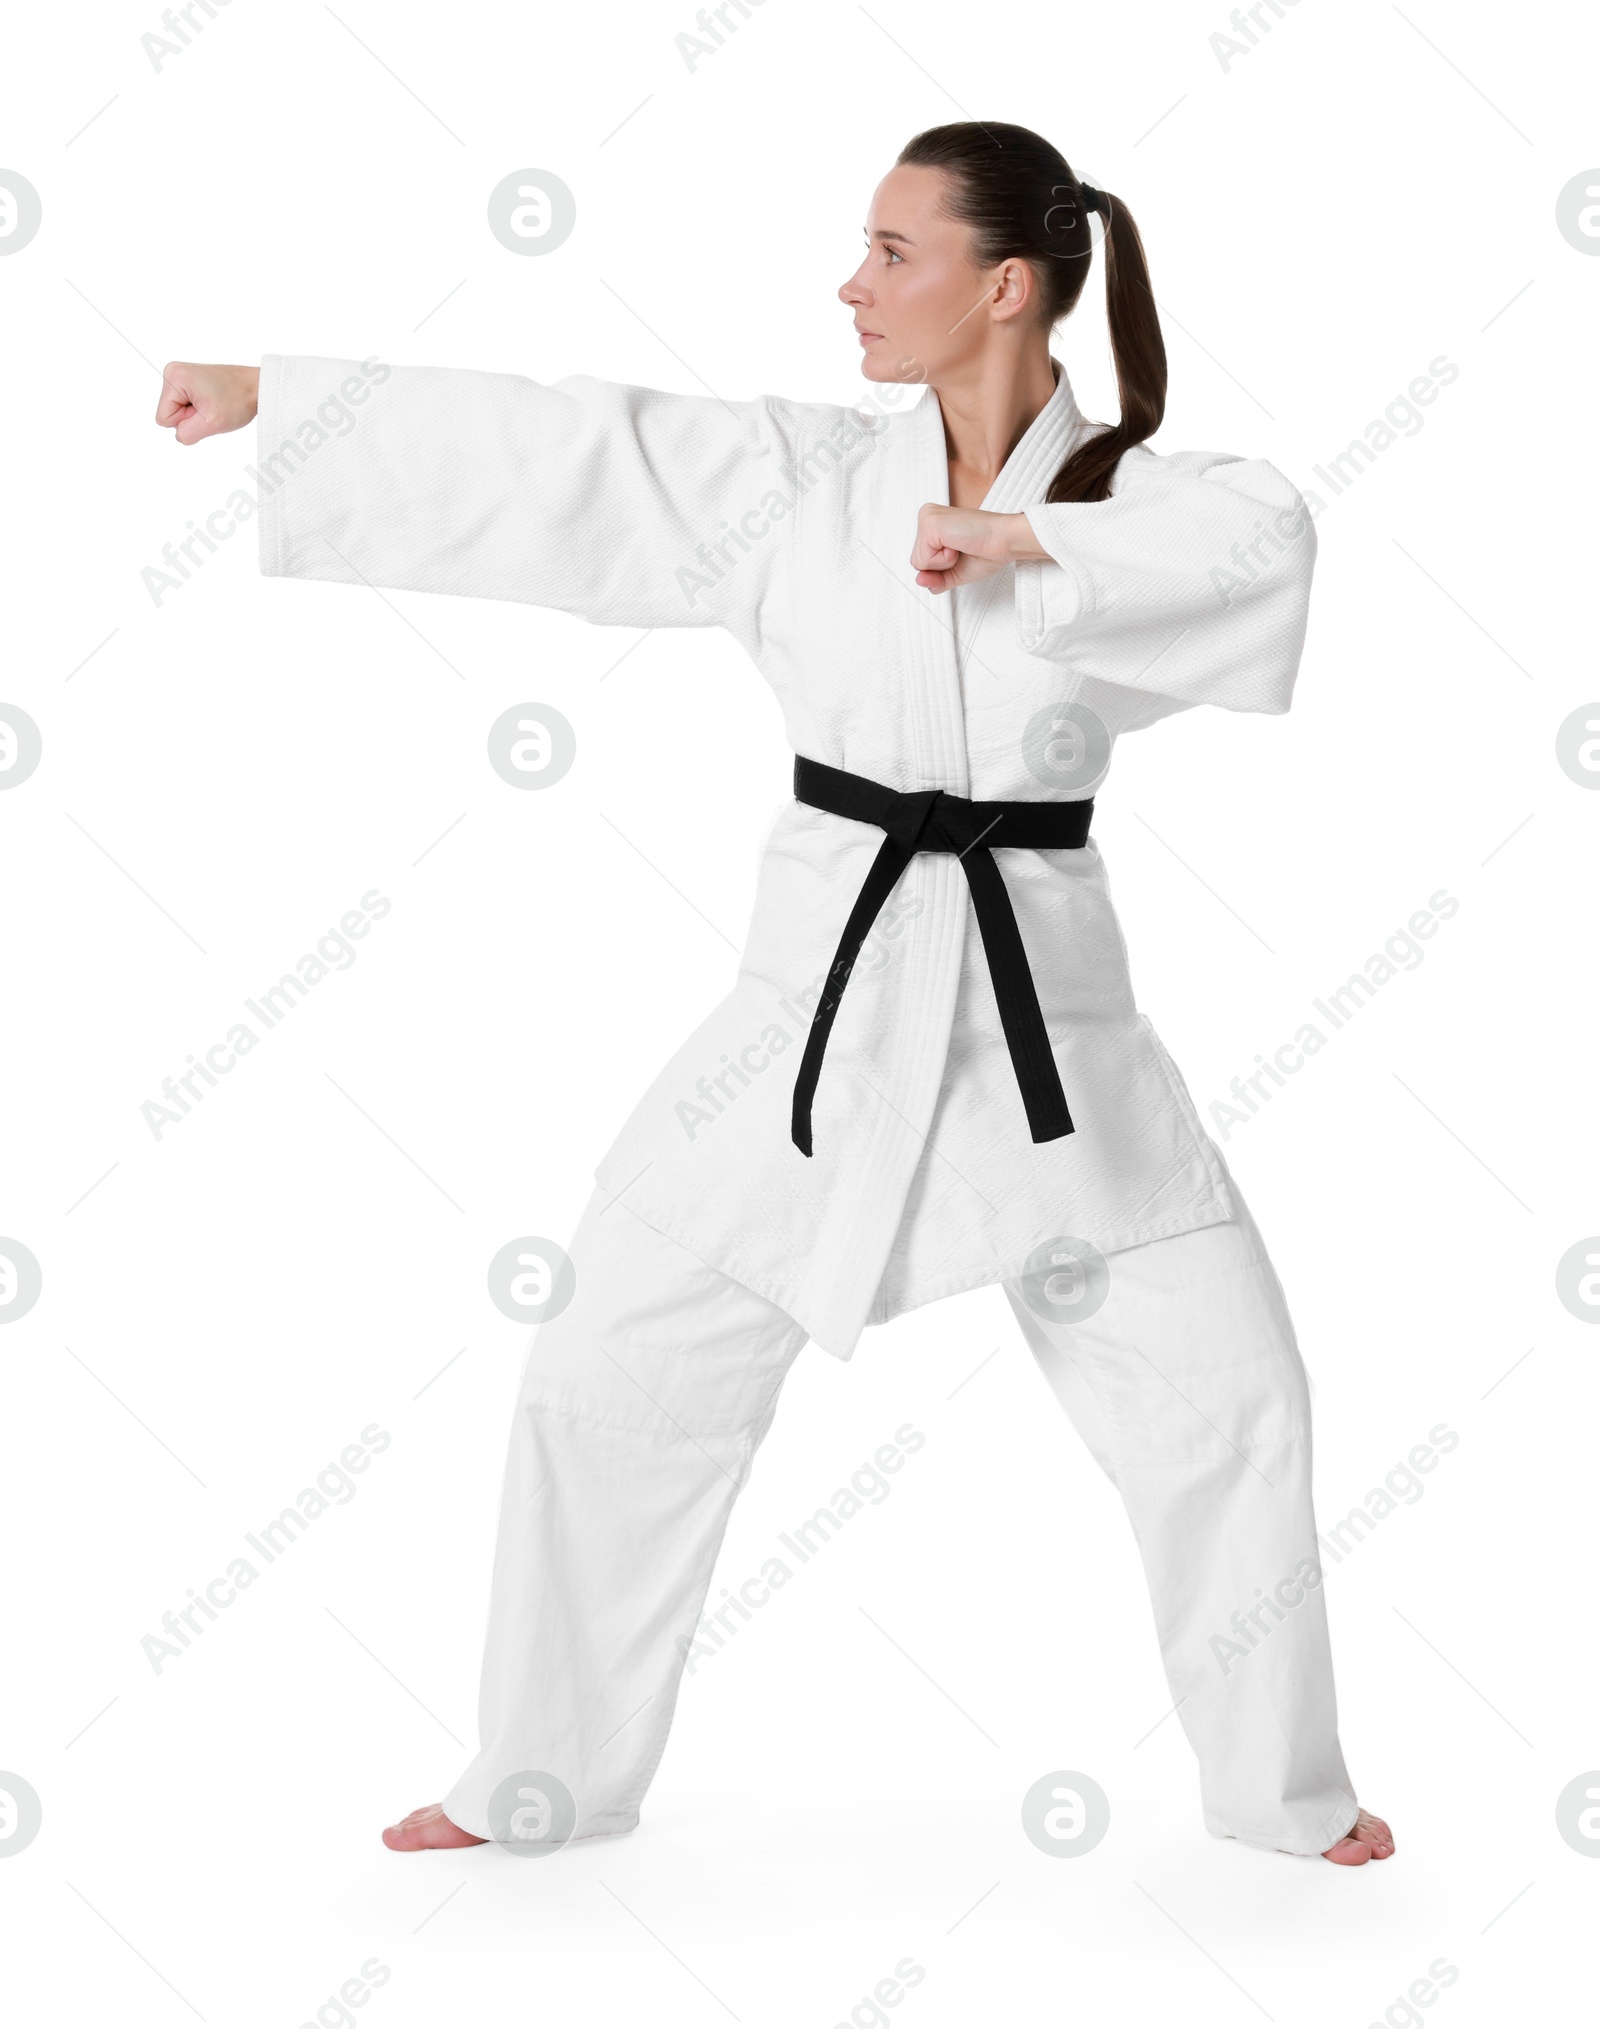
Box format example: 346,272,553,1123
839,163,1036,387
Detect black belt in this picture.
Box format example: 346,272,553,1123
790,756,1093,1157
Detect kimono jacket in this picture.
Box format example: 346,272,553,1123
256,351,1316,1358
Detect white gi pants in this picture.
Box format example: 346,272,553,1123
442,1156,1359,1858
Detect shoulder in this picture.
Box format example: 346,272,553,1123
1108,440,1306,512
763,388,899,458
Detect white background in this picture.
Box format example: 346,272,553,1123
2,0,1596,2022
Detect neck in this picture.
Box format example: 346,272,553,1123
934,347,1059,508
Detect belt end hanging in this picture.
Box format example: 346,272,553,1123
1024,1085,1076,1145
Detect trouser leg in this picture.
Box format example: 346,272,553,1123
443,1189,808,1843
1003,1164,1359,1856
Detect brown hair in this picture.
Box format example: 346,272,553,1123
895,121,1166,503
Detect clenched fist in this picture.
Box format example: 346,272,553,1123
155,362,260,445
910,502,1049,593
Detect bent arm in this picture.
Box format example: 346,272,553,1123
1013,449,1317,714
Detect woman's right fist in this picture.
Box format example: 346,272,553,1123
156,362,260,445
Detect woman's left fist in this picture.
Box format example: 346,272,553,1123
910,505,1041,593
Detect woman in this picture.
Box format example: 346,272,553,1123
156,121,1393,1866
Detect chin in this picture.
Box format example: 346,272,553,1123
859,349,927,390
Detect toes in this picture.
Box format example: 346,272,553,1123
381,1803,489,1851
1353,1811,1395,1857
383,1803,445,1849
1322,1808,1396,1865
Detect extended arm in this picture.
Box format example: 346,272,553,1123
155,356,791,637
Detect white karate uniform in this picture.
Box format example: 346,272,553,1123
254,350,1357,1854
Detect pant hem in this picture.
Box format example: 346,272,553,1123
1203,1795,1360,1857
443,1804,641,1846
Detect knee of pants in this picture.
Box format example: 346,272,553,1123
1103,1343,1311,1470
516,1194,805,1442
1064,1226,1312,1470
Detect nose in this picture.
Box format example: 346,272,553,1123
838,265,870,308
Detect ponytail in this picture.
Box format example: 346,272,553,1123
1045,186,1166,503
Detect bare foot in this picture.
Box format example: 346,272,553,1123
1322,1808,1395,1865
382,1803,487,1852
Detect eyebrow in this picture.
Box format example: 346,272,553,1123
863,227,915,244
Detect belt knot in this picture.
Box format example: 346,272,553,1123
880,787,945,854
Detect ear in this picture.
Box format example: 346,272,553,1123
992,256,1037,324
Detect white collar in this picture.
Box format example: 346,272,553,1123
914,355,1089,511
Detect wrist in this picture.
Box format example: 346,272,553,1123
1005,510,1050,564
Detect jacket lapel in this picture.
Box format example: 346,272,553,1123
898,360,1090,793
898,384,969,795
980,357,1088,515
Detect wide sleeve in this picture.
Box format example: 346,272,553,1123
254,354,793,636
1012,446,1316,714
